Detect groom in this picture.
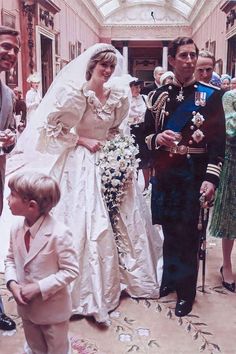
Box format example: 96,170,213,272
0,25,20,331
144,36,225,317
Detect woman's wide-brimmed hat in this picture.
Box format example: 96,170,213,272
27,72,41,83
129,78,144,87
160,71,174,86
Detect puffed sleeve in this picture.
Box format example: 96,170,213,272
223,91,236,139
107,88,130,138
37,83,87,154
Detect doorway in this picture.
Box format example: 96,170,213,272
35,26,55,98
40,34,53,96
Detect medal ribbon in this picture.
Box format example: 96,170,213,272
165,83,215,132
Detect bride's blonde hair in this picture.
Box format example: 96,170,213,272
86,50,117,81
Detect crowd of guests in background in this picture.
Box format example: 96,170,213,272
11,54,236,145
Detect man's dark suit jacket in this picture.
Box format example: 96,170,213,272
141,82,158,95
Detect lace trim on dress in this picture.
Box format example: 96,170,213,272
82,84,126,121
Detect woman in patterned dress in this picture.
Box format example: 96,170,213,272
210,88,236,292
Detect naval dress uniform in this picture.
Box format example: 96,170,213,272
144,78,226,302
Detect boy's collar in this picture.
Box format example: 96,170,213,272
23,214,46,239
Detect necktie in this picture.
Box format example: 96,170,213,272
24,230,31,253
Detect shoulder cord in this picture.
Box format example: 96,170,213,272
146,90,169,132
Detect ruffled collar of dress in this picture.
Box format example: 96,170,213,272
82,83,125,121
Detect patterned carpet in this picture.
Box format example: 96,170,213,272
1,236,235,354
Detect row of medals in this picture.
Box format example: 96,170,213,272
168,85,206,158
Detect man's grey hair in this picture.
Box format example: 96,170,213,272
153,66,164,76
198,50,215,67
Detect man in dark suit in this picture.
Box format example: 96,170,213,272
13,88,27,133
194,49,215,84
0,25,20,331
144,37,225,317
141,66,164,95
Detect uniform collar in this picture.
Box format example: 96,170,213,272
173,75,196,88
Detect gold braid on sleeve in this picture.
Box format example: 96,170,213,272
146,91,169,132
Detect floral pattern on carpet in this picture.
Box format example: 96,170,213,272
109,310,160,353
70,336,100,354
107,293,222,354
0,269,232,354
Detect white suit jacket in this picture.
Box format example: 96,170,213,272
5,214,79,325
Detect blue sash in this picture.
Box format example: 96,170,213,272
165,83,215,132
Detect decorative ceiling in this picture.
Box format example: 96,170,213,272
89,0,204,25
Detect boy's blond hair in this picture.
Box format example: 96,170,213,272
8,171,60,214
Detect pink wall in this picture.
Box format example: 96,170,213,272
192,2,228,74
53,0,100,59
0,0,100,88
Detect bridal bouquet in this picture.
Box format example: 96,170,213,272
98,134,139,215
98,134,139,263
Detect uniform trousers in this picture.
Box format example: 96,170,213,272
152,154,205,301
22,318,70,354
161,219,200,301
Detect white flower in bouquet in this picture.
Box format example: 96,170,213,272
99,152,105,160
111,179,120,187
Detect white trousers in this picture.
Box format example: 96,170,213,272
22,319,71,354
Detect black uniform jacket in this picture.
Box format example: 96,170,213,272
144,80,226,188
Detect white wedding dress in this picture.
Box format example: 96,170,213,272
35,82,162,323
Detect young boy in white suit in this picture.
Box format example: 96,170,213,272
5,171,79,354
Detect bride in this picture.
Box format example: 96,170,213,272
10,43,162,324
